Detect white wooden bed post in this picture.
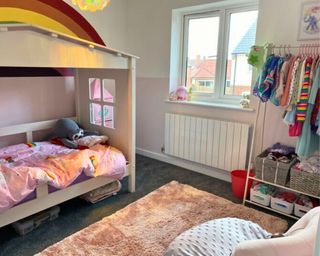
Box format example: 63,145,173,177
74,70,81,123
128,57,136,193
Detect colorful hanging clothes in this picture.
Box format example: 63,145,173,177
296,63,319,157
311,90,320,132
296,104,320,157
283,106,296,126
317,112,320,136
310,65,320,133
288,58,303,107
280,55,299,107
253,50,319,158
296,58,307,102
276,55,293,100
253,55,279,102
296,57,313,122
270,57,285,106
288,57,313,137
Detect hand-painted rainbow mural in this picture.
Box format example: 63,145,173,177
0,0,105,46
0,0,105,77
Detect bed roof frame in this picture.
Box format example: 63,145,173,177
0,24,138,68
0,24,137,228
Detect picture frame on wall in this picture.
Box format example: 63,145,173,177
298,1,320,40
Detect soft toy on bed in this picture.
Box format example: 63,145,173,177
50,118,107,149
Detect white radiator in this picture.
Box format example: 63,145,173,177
165,113,250,171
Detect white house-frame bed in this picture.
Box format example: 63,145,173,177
0,24,138,228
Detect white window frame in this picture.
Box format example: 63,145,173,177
88,77,116,129
178,3,258,104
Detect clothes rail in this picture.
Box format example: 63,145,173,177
267,43,320,49
267,44,320,55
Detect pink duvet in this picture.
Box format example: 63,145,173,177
0,142,126,213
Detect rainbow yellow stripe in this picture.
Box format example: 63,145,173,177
0,0,105,45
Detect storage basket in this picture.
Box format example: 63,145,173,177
81,180,122,203
290,165,320,197
254,150,298,186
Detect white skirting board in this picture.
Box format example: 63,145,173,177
136,148,231,182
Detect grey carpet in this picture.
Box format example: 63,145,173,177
0,155,291,256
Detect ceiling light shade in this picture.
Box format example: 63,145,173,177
72,0,110,12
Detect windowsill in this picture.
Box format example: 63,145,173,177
164,100,255,112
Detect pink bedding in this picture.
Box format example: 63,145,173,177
0,142,126,213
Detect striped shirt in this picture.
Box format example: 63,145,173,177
296,57,313,122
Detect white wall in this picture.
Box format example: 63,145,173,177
64,0,128,50
124,0,318,179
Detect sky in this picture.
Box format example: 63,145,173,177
187,10,258,59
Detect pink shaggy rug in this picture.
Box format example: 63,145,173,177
38,181,288,256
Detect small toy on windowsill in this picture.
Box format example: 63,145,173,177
240,91,250,108
169,86,189,101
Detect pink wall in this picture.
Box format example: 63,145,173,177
0,76,75,126
0,76,75,146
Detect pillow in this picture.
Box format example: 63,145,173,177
75,135,109,147
165,218,270,256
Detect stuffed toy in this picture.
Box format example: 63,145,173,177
169,86,189,101
247,44,268,71
240,92,250,108
51,118,99,149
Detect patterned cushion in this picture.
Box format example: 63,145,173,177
165,218,271,256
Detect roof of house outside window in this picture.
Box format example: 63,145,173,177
232,21,257,55
189,57,232,80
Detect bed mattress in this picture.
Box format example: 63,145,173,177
0,141,126,213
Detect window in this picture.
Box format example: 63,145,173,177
89,78,116,129
182,6,258,101
185,15,219,94
89,78,101,101
103,79,116,103
90,102,102,126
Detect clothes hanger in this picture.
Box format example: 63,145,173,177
286,44,291,56
302,44,307,59
278,44,282,56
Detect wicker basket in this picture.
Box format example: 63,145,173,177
290,165,320,196
255,150,298,186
